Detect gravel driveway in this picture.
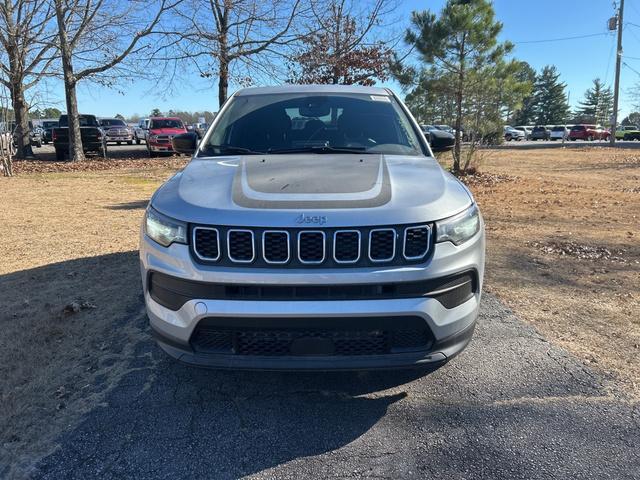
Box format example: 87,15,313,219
23,295,640,479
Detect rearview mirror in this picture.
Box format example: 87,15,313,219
172,132,198,155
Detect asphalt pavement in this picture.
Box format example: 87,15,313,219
29,294,640,480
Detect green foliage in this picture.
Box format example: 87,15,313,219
532,65,569,125
574,78,613,125
396,0,517,172
150,108,162,117
621,112,640,126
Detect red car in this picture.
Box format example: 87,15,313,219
569,124,610,141
146,117,187,156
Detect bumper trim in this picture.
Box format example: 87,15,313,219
150,319,475,371
148,270,477,311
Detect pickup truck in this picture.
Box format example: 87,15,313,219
53,114,105,160
134,118,150,144
615,125,640,140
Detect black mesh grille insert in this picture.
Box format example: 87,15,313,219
370,229,395,261
194,228,219,260
191,321,434,357
404,226,430,259
334,231,360,263
263,231,289,263
228,230,254,262
298,231,325,263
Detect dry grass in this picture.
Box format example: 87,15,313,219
460,147,640,397
0,165,182,473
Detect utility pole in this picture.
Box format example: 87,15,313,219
610,0,624,146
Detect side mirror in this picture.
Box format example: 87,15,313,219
172,132,198,155
429,131,455,153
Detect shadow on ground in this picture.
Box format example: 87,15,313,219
2,252,638,479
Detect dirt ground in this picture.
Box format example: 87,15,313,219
459,147,640,397
0,147,638,473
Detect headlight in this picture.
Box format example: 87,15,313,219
145,207,187,247
435,204,480,245
149,135,158,142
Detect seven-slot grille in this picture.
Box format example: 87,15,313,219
192,225,432,267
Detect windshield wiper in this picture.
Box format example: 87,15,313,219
201,144,265,155
267,145,370,154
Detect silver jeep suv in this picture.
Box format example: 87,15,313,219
140,85,485,370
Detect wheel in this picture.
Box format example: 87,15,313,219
587,135,593,141
623,134,630,141
135,135,141,145
147,146,156,158
55,148,65,161
116,141,121,145
127,140,133,145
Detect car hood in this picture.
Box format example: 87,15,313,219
149,128,185,135
151,154,474,227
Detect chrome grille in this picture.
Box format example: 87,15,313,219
262,231,290,264
227,230,254,263
369,229,396,262
192,224,432,267
298,231,325,264
333,230,360,263
403,226,431,260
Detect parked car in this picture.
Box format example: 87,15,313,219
434,124,454,134
420,124,455,151
40,119,58,144
530,126,550,141
549,126,569,141
513,126,532,140
615,125,640,140
52,114,105,160
193,122,209,138
134,118,150,144
1,120,42,148
569,124,610,141
504,125,525,141
146,117,187,156
99,118,134,145
141,84,485,370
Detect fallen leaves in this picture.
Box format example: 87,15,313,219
528,240,630,264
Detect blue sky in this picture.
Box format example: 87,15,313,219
43,0,640,119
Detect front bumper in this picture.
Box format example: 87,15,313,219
148,142,174,152
140,225,484,370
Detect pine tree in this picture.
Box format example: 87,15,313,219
575,78,613,125
396,0,513,172
533,65,570,125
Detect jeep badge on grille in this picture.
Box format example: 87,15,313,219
295,214,327,225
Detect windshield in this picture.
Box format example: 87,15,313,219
150,119,184,129
552,126,565,131
201,92,425,157
100,119,126,127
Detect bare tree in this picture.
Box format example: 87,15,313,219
52,0,180,161
174,0,305,107
0,85,14,176
288,0,395,86
0,0,58,159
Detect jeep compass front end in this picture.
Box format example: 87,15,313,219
140,85,484,370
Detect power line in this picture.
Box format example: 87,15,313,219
513,32,610,44
623,61,640,76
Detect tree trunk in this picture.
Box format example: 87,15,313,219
10,86,35,159
64,79,84,161
55,0,84,161
218,59,228,109
217,19,229,108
